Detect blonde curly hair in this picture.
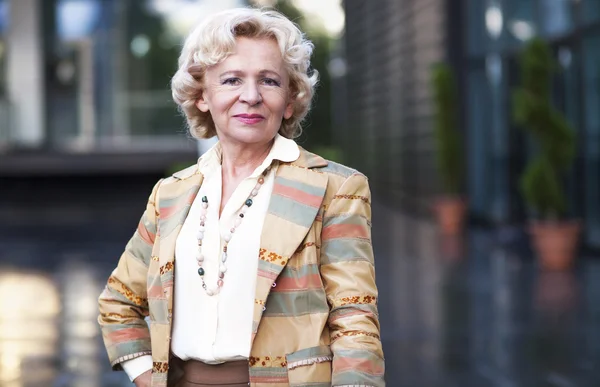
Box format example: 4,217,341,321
171,7,318,140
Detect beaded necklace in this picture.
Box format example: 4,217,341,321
195,167,270,296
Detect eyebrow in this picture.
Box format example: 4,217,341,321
219,70,282,79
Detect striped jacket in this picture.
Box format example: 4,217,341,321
98,148,385,386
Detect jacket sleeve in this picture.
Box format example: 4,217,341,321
320,173,385,386
98,179,162,369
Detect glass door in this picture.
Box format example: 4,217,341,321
550,39,583,220
582,33,600,247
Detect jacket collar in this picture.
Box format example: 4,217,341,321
171,145,327,180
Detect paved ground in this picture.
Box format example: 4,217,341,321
372,203,600,387
1,195,599,386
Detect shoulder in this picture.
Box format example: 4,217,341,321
295,147,368,194
160,163,200,185
147,163,201,205
317,159,362,179
297,147,363,177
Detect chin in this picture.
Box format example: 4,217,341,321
226,128,277,145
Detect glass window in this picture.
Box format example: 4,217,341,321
552,45,581,218
504,0,536,48
487,53,511,222
582,0,600,25
467,0,488,57
46,0,183,148
467,65,492,218
538,0,574,37
583,33,600,246
0,0,9,147
0,0,7,96
43,0,243,150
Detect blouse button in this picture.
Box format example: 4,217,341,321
262,306,266,311
272,282,276,288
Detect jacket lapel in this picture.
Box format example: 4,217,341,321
251,149,328,341
156,165,204,317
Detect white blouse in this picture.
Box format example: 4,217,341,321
121,134,300,381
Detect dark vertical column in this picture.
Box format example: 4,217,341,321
573,0,586,224
41,0,57,148
342,0,368,171
445,0,467,198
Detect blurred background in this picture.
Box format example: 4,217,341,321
1,0,600,386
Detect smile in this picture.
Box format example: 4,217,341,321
233,114,265,125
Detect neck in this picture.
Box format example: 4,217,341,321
220,139,274,180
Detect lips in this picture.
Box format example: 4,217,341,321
234,113,265,125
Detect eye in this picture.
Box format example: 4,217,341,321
221,77,241,86
262,78,281,87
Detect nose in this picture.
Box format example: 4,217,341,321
239,82,262,106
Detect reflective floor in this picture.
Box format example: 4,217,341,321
1,200,599,386
373,203,600,387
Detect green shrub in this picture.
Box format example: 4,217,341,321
431,63,463,195
512,38,576,219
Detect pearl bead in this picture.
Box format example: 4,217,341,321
219,265,227,273
240,206,248,215
202,203,208,209
251,189,259,197
198,225,205,232
224,233,231,242
217,279,224,287
230,227,235,233
234,218,242,227
196,254,204,262
196,232,204,240
206,289,215,296
221,252,228,263
258,177,264,184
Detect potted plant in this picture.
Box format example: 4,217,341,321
431,63,465,235
512,38,579,270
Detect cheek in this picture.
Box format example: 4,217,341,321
211,90,239,111
264,90,290,115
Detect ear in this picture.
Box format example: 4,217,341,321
283,100,294,120
195,91,210,112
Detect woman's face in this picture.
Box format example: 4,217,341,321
196,37,294,147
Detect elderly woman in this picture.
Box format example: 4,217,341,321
98,7,384,387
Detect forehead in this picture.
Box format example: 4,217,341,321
216,37,285,71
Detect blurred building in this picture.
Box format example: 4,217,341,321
0,0,246,176
336,0,457,214
0,3,240,383
0,0,246,247
339,0,600,251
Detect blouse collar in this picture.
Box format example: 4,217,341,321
197,134,300,177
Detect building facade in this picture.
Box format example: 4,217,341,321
0,0,243,175
340,0,459,215
465,0,600,250
341,0,600,250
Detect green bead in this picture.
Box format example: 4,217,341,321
245,198,253,207
198,267,205,276
202,196,208,203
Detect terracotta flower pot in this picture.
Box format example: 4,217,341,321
433,197,466,236
529,220,581,271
